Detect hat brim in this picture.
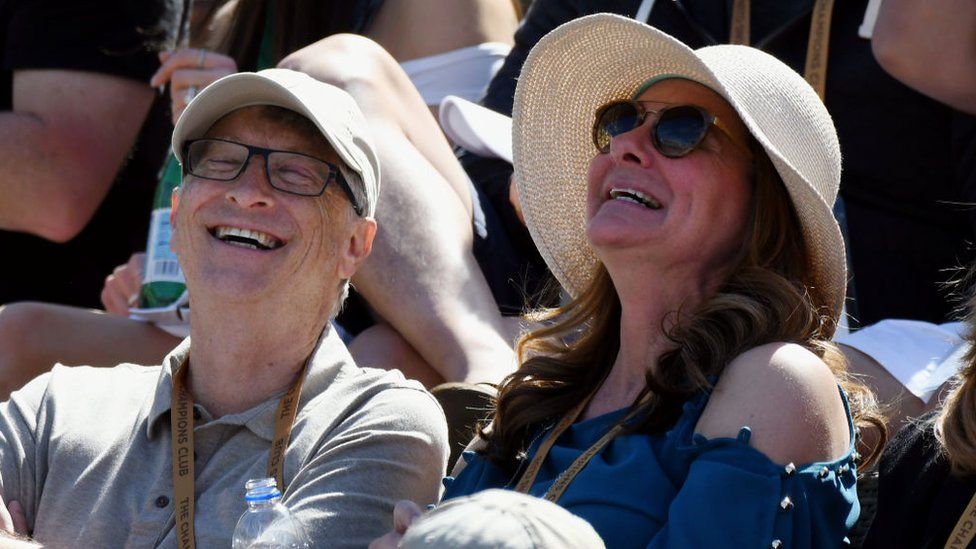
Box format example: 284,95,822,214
512,14,846,326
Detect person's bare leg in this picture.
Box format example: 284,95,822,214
350,323,446,388
0,302,181,399
280,35,516,383
838,343,925,427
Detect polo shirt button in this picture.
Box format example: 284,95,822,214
155,495,170,508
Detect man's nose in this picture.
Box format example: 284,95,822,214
225,155,276,208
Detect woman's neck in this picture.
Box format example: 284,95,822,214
581,276,706,421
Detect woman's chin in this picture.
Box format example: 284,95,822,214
586,217,660,252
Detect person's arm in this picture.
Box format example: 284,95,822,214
695,342,851,465
284,386,448,548
0,70,154,242
642,343,856,547
0,373,49,537
871,0,976,114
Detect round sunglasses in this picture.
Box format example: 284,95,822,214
592,100,745,158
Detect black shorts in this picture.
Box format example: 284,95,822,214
464,153,558,316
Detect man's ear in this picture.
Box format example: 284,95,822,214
169,186,181,226
337,217,377,279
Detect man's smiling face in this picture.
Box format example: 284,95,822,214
171,105,369,316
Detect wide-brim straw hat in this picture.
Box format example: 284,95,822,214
513,14,846,328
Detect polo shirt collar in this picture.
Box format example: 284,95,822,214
146,325,352,441
146,337,191,440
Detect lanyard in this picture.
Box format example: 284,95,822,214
945,493,976,549
730,0,835,100
514,389,651,503
170,358,308,549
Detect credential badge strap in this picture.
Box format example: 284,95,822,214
171,358,308,549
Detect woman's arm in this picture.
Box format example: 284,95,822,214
694,342,851,466
642,343,858,547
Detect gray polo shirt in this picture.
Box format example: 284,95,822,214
0,329,448,547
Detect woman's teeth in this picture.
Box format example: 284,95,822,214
609,188,661,209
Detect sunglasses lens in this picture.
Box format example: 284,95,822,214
653,106,710,158
594,102,642,152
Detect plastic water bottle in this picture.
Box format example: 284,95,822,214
231,478,311,549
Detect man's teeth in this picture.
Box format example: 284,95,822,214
214,226,283,250
609,188,661,210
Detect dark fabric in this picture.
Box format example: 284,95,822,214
463,0,640,313
464,153,558,314
863,414,976,549
0,0,177,307
470,0,976,324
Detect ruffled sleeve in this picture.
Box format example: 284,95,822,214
647,391,860,549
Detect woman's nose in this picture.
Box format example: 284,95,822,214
609,121,658,168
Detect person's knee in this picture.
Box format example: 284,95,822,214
350,323,445,386
0,302,54,395
350,323,416,368
278,33,399,94
0,303,47,360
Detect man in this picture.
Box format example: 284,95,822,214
0,68,448,547
0,0,177,307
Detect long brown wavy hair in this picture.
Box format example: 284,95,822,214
479,150,887,473
934,274,976,475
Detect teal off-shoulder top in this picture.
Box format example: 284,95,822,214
442,388,859,548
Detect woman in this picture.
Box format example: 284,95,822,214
374,13,884,548
863,289,976,547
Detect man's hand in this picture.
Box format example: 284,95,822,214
101,252,146,315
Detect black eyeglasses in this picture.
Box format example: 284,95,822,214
183,138,364,216
592,100,744,158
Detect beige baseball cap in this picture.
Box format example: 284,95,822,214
171,68,380,218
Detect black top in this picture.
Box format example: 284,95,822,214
474,0,976,325
864,415,976,548
0,0,177,307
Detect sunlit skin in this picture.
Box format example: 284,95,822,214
168,106,376,416
582,79,756,418
586,79,755,295
172,107,362,311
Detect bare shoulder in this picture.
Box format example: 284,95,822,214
694,342,851,465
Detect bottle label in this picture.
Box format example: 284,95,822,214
144,208,185,284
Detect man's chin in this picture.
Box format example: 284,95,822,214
187,272,277,305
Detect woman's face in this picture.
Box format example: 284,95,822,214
586,79,755,286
